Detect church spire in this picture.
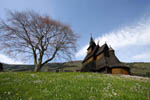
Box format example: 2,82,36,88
87,35,96,50
90,36,95,45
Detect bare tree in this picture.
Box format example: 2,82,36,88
0,10,77,72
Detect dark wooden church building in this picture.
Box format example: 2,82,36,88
81,37,130,75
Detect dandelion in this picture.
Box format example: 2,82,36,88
75,75,84,79
8,91,11,95
30,74,35,78
33,80,43,84
88,96,95,100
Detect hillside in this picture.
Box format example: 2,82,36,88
2,61,150,77
2,61,82,72
0,72,150,100
124,62,150,77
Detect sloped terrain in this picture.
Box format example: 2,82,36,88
0,72,150,100
124,62,150,77
2,61,150,77
2,61,82,72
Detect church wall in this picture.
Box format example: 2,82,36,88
112,68,121,74
83,57,94,65
88,48,92,54
111,68,129,75
81,60,95,72
96,53,104,61
96,56,106,69
122,68,129,75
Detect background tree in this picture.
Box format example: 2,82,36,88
0,10,77,72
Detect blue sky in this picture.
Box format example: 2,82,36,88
0,0,150,64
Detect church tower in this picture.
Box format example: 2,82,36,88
87,36,96,54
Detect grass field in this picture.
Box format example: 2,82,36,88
0,72,150,100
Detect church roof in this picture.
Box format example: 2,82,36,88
109,46,114,51
87,36,96,50
82,45,99,63
83,42,110,63
96,43,108,56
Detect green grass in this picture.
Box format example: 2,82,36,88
0,72,150,100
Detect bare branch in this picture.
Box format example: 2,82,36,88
0,10,77,72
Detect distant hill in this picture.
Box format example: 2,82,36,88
2,60,82,72
2,61,150,77
124,62,150,77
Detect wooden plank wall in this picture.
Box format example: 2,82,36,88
83,57,94,65
112,68,121,74
112,68,129,75
96,53,104,61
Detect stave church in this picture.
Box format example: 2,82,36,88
81,37,130,75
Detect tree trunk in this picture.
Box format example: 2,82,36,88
34,65,38,72
34,64,43,72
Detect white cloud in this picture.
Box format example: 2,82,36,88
0,54,24,64
132,52,150,61
76,15,150,61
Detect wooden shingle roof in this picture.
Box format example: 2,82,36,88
96,43,108,56
82,45,99,63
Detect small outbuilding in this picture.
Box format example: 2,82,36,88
81,37,130,75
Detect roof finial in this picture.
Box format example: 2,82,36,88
89,33,96,46
90,33,94,41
